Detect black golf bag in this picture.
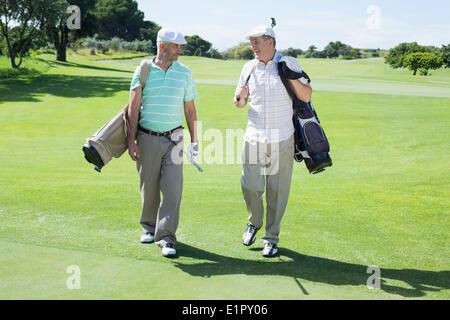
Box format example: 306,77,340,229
278,61,332,174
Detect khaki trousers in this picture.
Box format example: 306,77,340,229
241,135,294,245
136,128,183,247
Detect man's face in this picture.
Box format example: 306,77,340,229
250,36,274,61
161,42,182,61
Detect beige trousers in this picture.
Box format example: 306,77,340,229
241,135,294,245
136,128,183,247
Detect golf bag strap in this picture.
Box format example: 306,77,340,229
277,62,299,108
124,59,152,134
139,59,152,89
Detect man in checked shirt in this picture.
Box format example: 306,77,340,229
234,25,312,257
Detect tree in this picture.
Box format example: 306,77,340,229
404,52,443,76
70,0,100,39
138,20,161,53
440,44,450,68
385,42,431,69
0,33,4,55
45,0,71,62
94,0,146,41
350,48,361,59
304,45,317,58
182,35,212,57
223,42,253,60
322,41,359,59
280,47,302,58
322,41,341,58
0,0,63,68
209,48,223,60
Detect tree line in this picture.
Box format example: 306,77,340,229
385,42,449,75
0,0,161,68
1,0,449,76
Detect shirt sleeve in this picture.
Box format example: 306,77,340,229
130,66,142,90
184,70,198,102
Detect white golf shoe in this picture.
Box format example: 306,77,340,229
140,232,154,243
242,224,258,246
262,242,278,257
161,243,176,258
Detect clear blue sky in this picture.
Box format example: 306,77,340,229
136,0,450,51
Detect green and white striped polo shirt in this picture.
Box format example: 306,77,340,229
130,59,198,132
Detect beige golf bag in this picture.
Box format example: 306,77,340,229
83,59,152,172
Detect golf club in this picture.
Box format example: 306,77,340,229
164,134,203,172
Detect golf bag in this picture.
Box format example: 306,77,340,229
82,59,152,172
278,61,332,174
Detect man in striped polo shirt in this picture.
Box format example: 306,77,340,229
127,28,198,258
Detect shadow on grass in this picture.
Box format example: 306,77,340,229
50,60,133,74
173,242,450,298
0,73,130,103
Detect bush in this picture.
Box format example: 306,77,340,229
122,40,152,53
82,36,99,49
82,36,152,54
311,50,326,58
110,37,122,51
95,40,110,54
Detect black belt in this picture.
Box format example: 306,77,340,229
138,125,183,137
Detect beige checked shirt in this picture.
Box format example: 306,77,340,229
236,51,302,144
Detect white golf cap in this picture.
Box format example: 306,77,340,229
157,27,187,44
246,25,276,39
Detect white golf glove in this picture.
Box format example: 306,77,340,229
187,142,198,163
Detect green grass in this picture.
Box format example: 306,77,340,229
0,54,449,299
0,56,53,79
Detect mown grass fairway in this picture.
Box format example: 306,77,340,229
0,53,449,299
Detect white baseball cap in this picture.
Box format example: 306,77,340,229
157,28,187,44
246,25,276,40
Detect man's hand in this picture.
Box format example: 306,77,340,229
128,141,140,161
187,142,198,163
234,86,249,108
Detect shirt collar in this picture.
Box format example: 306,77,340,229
151,57,177,72
273,50,282,63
